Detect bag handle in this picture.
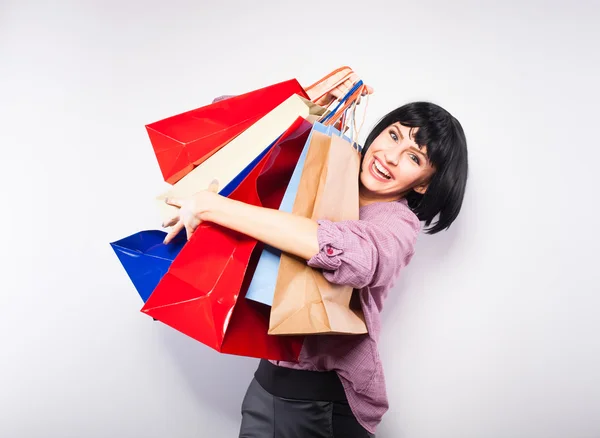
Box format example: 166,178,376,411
323,82,370,151
304,66,355,104
348,92,369,152
321,80,364,125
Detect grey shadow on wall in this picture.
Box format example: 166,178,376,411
381,217,464,325
157,324,258,423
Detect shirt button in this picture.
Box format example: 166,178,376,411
326,247,334,255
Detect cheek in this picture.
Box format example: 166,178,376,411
359,151,372,175
359,163,380,191
395,162,421,184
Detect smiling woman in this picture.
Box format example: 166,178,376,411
162,73,469,437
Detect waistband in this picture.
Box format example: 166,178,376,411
254,359,347,402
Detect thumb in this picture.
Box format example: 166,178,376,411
208,179,219,193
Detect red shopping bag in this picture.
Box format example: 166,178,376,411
146,79,308,184
141,117,311,361
145,66,357,185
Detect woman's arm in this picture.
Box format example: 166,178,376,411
163,190,420,290
163,190,320,261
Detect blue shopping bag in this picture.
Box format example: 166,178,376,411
111,230,186,303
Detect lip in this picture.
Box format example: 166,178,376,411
369,157,394,182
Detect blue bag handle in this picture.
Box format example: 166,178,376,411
320,80,364,124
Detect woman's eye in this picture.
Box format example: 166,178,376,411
409,154,420,165
389,130,398,141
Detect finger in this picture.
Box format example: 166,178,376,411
315,94,334,107
184,216,202,241
163,220,184,244
185,222,195,241
343,72,374,96
344,78,355,88
208,179,219,193
332,81,352,101
362,85,375,96
162,215,179,228
329,68,353,89
340,79,353,94
164,197,183,208
329,88,345,100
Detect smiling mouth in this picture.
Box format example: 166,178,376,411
371,158,392,180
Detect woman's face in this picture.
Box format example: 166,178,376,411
359,123,436,204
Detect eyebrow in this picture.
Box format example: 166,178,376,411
394,123,421,149
393,123,429,162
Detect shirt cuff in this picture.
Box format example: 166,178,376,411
307,220,344,271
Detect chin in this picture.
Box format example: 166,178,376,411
360,174,383,193
360,173,404,202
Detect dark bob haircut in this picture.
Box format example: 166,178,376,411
362,101,468,234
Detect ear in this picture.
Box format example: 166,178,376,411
413,182,429,195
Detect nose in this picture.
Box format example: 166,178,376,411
384,154,398,166
384,138,412,166
384,144,403,166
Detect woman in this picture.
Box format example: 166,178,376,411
162,70,469,437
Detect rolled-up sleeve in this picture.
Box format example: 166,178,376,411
307,212,420,289
212,95,236,103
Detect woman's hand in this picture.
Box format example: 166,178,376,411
161,181,320,261
162,180,220,244
307,67,375,108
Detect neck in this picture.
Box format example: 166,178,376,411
359,186,406,208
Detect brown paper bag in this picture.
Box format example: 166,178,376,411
268,130,368,335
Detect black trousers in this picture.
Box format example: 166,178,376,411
238,360,374,438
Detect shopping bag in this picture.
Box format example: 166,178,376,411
245,122,341,306
146,66,356,185
267,85,369,335
303,65,356,104
245,80,366,306
109,132,280,304
146,79,308,185
141,117,314,361
110,230,185,302
110,72,351,305
155,94,326,225
110,128,289,303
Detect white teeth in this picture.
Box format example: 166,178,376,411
374,160,391,179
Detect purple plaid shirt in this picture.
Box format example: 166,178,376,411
274,199,421,434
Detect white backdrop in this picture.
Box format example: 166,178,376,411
1,1,599,437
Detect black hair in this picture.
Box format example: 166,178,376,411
363,101,468,234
